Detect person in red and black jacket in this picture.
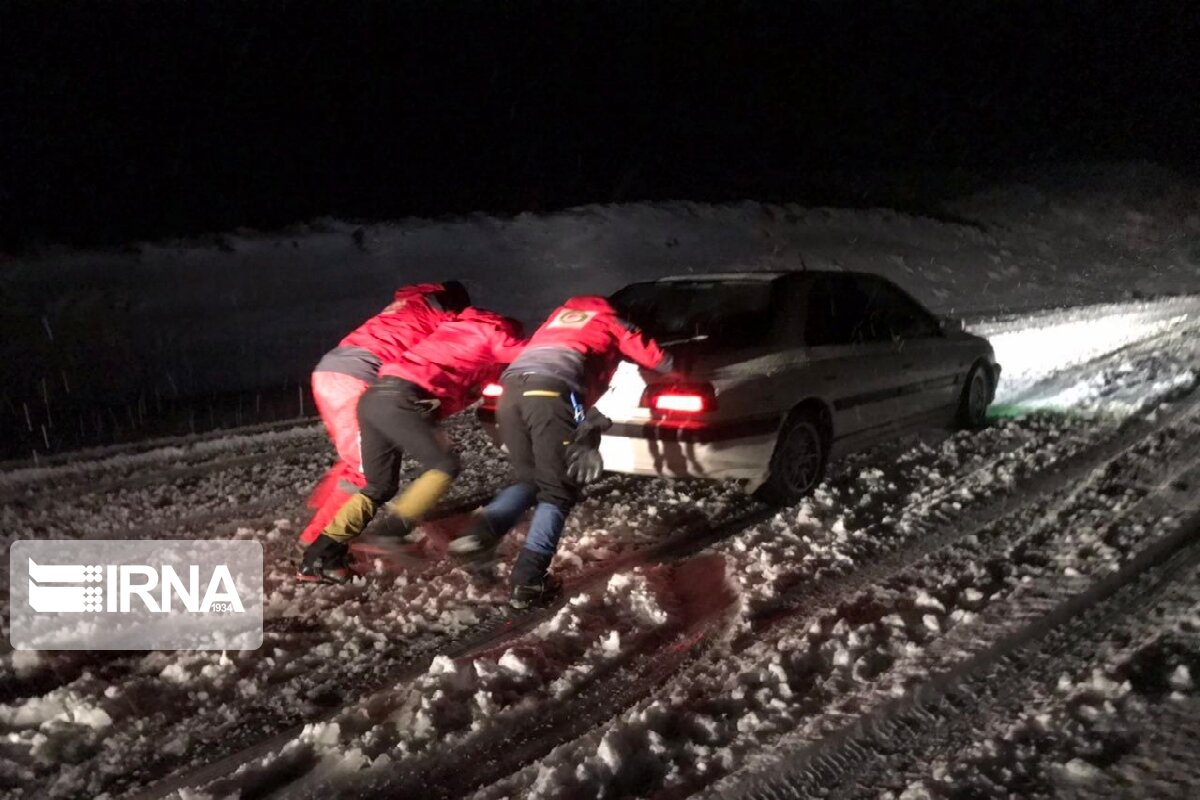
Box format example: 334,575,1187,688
449,295,674,608
299,282,470,546
299,307,526,583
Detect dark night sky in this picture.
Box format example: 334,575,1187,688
3,0,1198,249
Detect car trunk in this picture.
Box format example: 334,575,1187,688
593,341,743,423
601,277,783,424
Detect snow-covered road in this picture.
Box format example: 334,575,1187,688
2,297,1199,799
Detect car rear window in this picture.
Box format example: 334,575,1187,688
610,279,776,347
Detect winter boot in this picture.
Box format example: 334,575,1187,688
369,511,417,541
453,483,538,556
299,463,365,546
296,535,353,584
509,548,560,610
448,511,500,553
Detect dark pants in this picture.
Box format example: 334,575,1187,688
357,377,460,505
497,374,579,512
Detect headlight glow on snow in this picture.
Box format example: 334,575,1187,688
974,300,1196,419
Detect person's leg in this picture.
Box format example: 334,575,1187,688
325,386,404,535
488,387,541,529
367,381,460,534
313,371,370,472
299,385,409,582
510,391,578,606
450,382,537,554
298,463,365,545
301,372,370,544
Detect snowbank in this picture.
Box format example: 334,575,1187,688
4,163,1198,457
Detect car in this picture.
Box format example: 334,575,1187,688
479,270,1000,504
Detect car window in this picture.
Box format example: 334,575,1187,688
854,276,941,340
610,279,777,347
804,275,872,345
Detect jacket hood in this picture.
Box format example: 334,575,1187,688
564,295,616,313
393,283,444,301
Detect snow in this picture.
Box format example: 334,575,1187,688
0,692,112,731
2,170,1200,798
889,558,1200,798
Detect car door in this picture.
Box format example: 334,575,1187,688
802,274,912,445
853,275,963,420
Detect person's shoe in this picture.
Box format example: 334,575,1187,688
296,535,353,584
508,547,559,609
370,512,417,541
448,513,501,558
510,573,562,610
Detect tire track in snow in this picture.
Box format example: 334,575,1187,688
0,488,504,708
129,503,780,800
243,375,1200,800
723,464,1200,800
0,416,320,474
0,440,326,509
749,386,1200,638
266,555,740,800
350,363,1191,798
687,407,1200,800
0,421,326,502
860,557,1200,798
475,375,1200,799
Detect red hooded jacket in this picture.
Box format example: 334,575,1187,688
380,308,527,417
337,283,450,364
504,296,673,405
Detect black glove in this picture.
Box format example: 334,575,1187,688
566,445,604,485
577,408,612,445
565,409,611,485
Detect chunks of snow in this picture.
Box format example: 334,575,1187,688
498,650,530,677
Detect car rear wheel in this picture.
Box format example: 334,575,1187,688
756,412,827,506
956,363,992,429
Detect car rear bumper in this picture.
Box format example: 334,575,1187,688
477,408,779,481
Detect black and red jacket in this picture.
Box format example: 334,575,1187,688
503,296,673,406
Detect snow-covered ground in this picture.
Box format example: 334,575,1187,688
2,294,1199,799
881,558,1200,799
3,165,1200,796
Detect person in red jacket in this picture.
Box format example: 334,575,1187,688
299,282,469,546
449,296,674,608
298,307,526,583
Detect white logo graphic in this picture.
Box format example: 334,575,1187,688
27,559,245,614
548,309,597,329
10,540,263,651
26,559,103,612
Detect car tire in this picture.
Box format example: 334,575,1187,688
756,411,828,506
956,362,992,429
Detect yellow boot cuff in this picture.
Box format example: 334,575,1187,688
389,469,454,523
322,493,378,543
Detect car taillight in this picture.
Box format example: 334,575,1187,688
482,382,504,399
643,383,716,414
653,392,707,413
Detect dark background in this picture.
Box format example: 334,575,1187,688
4,0,1198,251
